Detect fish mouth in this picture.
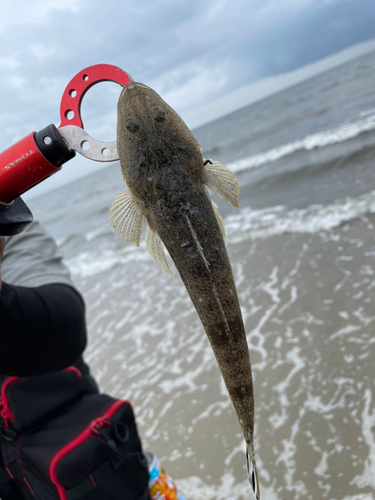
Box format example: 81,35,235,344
119,81,152,100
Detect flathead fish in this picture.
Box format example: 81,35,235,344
110,81,260,499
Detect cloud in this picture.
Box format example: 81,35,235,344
150,62,231,112
183,36,375,129
4,75,28,89
0,56,20,69
0,0,81,36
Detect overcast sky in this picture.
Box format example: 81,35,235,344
1,0,375,197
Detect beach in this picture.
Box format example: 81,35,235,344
28,49,375,499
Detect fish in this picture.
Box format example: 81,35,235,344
110,81,260,499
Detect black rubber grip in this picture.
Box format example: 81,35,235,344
34,124,75,167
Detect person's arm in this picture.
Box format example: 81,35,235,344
0,281,87,376
0,227,87,376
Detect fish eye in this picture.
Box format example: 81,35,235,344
153,108,165,122
125,119,139,133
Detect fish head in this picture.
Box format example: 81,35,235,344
117,82,203,201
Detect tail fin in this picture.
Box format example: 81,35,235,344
246,443,260,500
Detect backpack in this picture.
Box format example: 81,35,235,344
0,367,150,500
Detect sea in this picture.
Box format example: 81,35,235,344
27,50,375,499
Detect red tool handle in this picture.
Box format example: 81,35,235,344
0,133,60,204
0,124,73,205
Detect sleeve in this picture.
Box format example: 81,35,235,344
2,220,75,288
0,283,87,376
1,221,88,376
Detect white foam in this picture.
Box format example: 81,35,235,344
65,246,150,278
225,190,375,243
227,113,375,174
65,190,375,279
360,108,375,117
350,389,375,489
270,346,306,429
85,226,113,242
341,496,375,500
175,473,260,500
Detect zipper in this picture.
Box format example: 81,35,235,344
0,367,83,432
49,399,127,500
0,368,92,497
0,377,20,429
0,367,83,431
63,366,82,379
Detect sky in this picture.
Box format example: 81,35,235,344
0,0,375,198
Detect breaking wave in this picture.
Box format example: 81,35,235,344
227,112,375,174
65,246,147,278
66,190,375,279
225,190,375,243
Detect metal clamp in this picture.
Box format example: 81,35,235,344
58,64,132,162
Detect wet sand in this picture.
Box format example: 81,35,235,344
69,212,375,500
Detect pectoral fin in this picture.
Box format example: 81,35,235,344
146,225,174,278
211,200,226,244
109,189,145,247
203,160,239,208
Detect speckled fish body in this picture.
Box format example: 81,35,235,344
112,81,259,499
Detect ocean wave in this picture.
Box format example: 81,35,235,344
175,475,258,500
58,226,116,249
360,108,375,117
225,190,375,243
227,113,375,174
85,225,114,242
65,246,149,278
56,233,87,248
66,190,375,279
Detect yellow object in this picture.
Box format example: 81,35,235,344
147,453,187,500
